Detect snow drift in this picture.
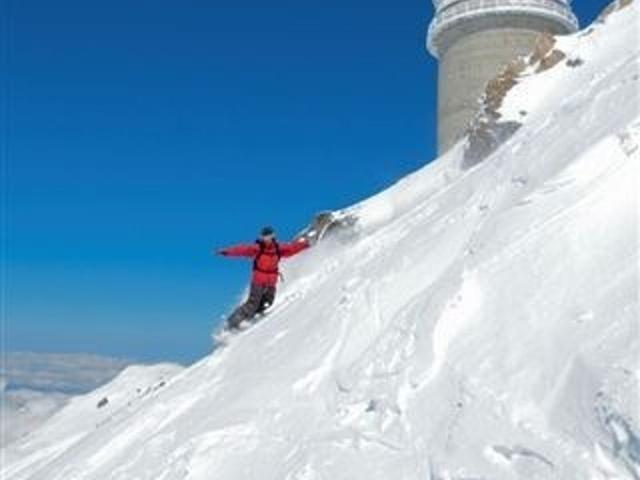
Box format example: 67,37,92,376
2,2,639,479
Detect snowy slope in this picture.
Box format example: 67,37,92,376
2,364,183,477
1,388,70,447
1,352,134,446
3,2,639,479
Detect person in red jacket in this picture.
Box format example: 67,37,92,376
217,226,310,330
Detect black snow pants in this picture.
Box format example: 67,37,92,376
227,283,276,329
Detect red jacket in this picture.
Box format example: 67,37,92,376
221,239,310,287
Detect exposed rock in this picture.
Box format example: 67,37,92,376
528,33,566,73
463,30,571,168
537,49,566,73
463,119,522,169
296,210,358,245
484,58,528,113
566,57,585,67
529,32,556,65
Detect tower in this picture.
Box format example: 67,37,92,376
428,0,578,153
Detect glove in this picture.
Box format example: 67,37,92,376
217,249,229,256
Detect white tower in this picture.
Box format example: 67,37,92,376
428,0,578,153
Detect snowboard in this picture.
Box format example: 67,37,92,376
213,311,270,348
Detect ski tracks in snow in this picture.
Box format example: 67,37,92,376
291,277,363,395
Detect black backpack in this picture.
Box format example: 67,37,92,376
253,239,281,274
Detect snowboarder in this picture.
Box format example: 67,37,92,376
216,226,310,330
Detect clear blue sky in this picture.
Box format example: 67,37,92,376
4,0,608,363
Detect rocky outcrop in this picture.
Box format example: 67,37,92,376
462,32,571,169
530,32,567,73
463,0,636,169
296,210,357,245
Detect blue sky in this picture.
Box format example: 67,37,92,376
5,0,608,363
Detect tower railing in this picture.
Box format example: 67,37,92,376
428,0,579,55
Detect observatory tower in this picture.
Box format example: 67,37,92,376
428,0,578,153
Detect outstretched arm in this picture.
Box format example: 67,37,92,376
279,238,310,258
217,244,260,258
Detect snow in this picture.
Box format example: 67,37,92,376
2,2,639,479
2,364,182,478
0,389,70,447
